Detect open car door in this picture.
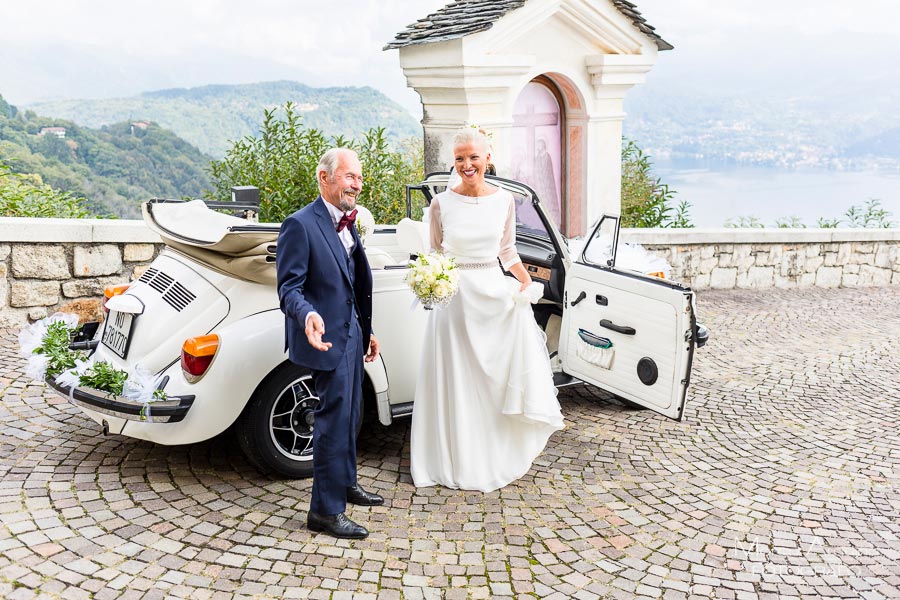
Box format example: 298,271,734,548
559,216,698,420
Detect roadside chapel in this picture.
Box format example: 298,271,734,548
385,0,671,237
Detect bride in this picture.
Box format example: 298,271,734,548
410,127,565,492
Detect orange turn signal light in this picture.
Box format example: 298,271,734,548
102,283,131,311
183,335,219,358
104,283,130,299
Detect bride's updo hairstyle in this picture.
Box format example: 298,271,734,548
451,126,496,175
452,125,491,149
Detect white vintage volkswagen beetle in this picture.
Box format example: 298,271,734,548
48,174,707,478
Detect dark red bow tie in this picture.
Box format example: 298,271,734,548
336,209,358,232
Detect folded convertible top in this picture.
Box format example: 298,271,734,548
142,199,279,285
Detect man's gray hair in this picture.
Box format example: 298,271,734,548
317,148,357,182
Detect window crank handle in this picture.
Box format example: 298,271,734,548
570,291,586,307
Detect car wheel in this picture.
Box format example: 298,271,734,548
236,363,364,479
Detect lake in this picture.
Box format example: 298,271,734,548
652,161,900,228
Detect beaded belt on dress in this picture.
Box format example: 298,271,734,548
455,260,498,270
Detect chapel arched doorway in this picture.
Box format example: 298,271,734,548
511,76,567,231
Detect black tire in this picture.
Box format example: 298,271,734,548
236,362,364,479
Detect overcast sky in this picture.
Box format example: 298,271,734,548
1,0,898,113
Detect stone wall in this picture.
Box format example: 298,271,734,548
622,229,900,290
2,218,899,327
0,218,161,327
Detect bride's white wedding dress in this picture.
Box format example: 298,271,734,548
410,187,565,492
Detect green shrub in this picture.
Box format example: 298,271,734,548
0,162,90,218
207,102,424,224
621,139,692,228
774,216,806,228
724,216,765,228
732,200,896,229
816,217,841,228
844,199,895,228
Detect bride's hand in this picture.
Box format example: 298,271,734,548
507,262,533,292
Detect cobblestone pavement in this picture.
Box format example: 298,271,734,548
1,287,899,600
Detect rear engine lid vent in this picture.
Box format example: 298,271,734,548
139,268,196,312
162,282,197,312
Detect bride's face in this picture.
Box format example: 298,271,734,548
453,141,491,184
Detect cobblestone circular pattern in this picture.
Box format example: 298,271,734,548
1,287,899,600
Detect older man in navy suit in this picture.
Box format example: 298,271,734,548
276,148,383,539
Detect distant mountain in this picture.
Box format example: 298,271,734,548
622,31,900,171
27,81,422,158
846,127,900,159
0,94,211,218
623,89,900,171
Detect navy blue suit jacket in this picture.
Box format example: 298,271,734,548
276,197,373,372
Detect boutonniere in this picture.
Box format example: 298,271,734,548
353,205,376,246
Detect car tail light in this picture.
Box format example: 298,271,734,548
103,284,130,312
181,334,219,383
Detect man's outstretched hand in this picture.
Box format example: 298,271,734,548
305,314,332,352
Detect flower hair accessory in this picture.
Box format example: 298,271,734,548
467,123,493,139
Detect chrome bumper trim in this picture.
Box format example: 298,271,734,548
46,378,194,423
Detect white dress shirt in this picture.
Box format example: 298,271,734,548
306,200,356,327
324,200,356,257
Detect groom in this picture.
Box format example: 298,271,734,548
276,147,383,539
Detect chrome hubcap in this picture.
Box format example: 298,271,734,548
269,376,318,461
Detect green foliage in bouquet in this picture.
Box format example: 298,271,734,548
28,318,168,403
35,321,85,378
79,361,129,397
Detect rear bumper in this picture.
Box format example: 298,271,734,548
46,377,195,423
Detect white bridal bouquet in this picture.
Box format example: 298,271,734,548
405,253,460,309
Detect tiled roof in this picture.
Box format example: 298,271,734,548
610,0,672,51
384,0,672,51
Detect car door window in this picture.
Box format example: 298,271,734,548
579,215,619,268
512,189,550,238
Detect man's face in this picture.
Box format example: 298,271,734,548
320,153,363,212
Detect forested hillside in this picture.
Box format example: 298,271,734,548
28,81,422,157
0,94,211,218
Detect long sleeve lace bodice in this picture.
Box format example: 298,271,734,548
429,189,521,269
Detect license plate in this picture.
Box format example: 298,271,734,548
102,310,134,359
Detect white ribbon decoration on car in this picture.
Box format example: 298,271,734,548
122,364,165,422
55,357,94,389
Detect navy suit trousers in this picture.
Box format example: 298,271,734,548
308,318,364,515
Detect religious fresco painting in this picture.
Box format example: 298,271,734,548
511,81,564,230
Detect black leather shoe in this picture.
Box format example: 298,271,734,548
346,484,385,506
307,511,368,539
